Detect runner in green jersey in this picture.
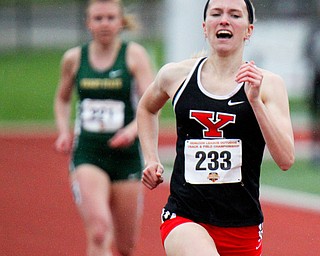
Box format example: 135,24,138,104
54,0,154,255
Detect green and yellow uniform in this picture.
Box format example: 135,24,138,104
71,42,142,181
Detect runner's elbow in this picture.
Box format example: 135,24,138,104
279,154,295,171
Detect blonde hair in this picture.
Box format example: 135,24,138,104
86,0,139,31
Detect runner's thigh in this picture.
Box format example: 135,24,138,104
71,164,112,219
164,222,219,256
111,180,143,241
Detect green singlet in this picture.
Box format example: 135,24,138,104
70,42,142,181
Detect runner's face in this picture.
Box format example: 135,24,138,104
87,2,123,44
203,0,253,55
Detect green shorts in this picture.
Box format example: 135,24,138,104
71,133,143,181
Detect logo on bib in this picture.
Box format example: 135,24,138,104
207,172,220,182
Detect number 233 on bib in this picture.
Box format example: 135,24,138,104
184,139,242,184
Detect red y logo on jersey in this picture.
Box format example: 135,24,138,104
190,110,236,138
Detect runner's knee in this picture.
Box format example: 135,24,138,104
88,216,112,246
117,244,135,256
114,230,136,255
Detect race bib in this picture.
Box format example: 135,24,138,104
184,139,242,184
81,99,125,133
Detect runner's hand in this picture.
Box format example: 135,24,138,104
54,132,72,154
235,61,263,103
142,162,164,190
108,127,136,148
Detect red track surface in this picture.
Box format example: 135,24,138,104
1,133,319,255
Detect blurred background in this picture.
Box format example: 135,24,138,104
0,0,316,116
0,0,319,195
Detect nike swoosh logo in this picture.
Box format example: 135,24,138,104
228,100,245,106
109,69,122,78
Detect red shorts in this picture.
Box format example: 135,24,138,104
160,216,263,256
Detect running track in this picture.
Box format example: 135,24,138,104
1,132,319,255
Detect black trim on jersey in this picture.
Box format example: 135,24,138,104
173,57,207,110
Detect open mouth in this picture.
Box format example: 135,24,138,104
216,30,233,39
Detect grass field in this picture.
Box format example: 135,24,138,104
0,49,62,121
261,159,320,195
1,49,319,196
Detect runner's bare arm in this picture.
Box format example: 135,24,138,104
54,47,80,153
236,61,295,170
138,60,198,189
108,42,154,148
